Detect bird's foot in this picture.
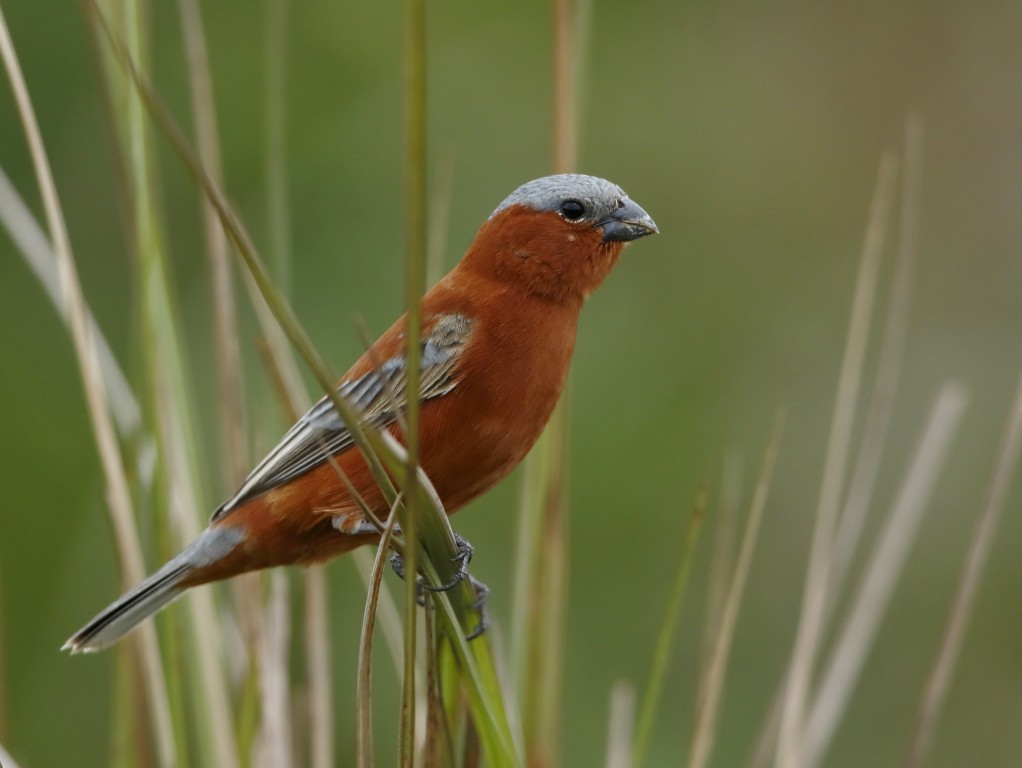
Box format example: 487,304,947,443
388,532,489,639
388,531,472,591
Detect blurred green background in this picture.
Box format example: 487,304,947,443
1,0,1019,766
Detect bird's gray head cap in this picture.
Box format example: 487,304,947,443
491,174,625,218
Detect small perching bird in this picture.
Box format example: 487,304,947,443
65,173,658,653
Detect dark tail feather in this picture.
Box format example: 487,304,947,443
62,559,191,654
63,526,243,654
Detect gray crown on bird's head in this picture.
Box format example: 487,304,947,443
490,174,628,220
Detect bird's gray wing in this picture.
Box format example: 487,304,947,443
212,313,473,520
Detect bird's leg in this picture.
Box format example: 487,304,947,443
387,549,429,607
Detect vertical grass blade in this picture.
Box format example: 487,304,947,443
0,8,176,766
802,384,969,768
399,0,428,763
903,371,1022,768
775,154,898,768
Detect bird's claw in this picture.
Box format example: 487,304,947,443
421,532,473,593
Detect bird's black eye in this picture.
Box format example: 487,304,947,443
560,199,586,221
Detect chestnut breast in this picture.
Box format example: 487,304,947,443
416,280,582,512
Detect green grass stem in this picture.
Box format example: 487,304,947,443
399,0,428,762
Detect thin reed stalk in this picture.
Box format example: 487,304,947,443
399,0,428,762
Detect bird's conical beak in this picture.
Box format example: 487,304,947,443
598,197,659,242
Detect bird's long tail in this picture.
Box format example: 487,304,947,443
63,526,243,654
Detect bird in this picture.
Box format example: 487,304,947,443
64,173,658,653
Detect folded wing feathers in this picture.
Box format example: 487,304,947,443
212,313,473,520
